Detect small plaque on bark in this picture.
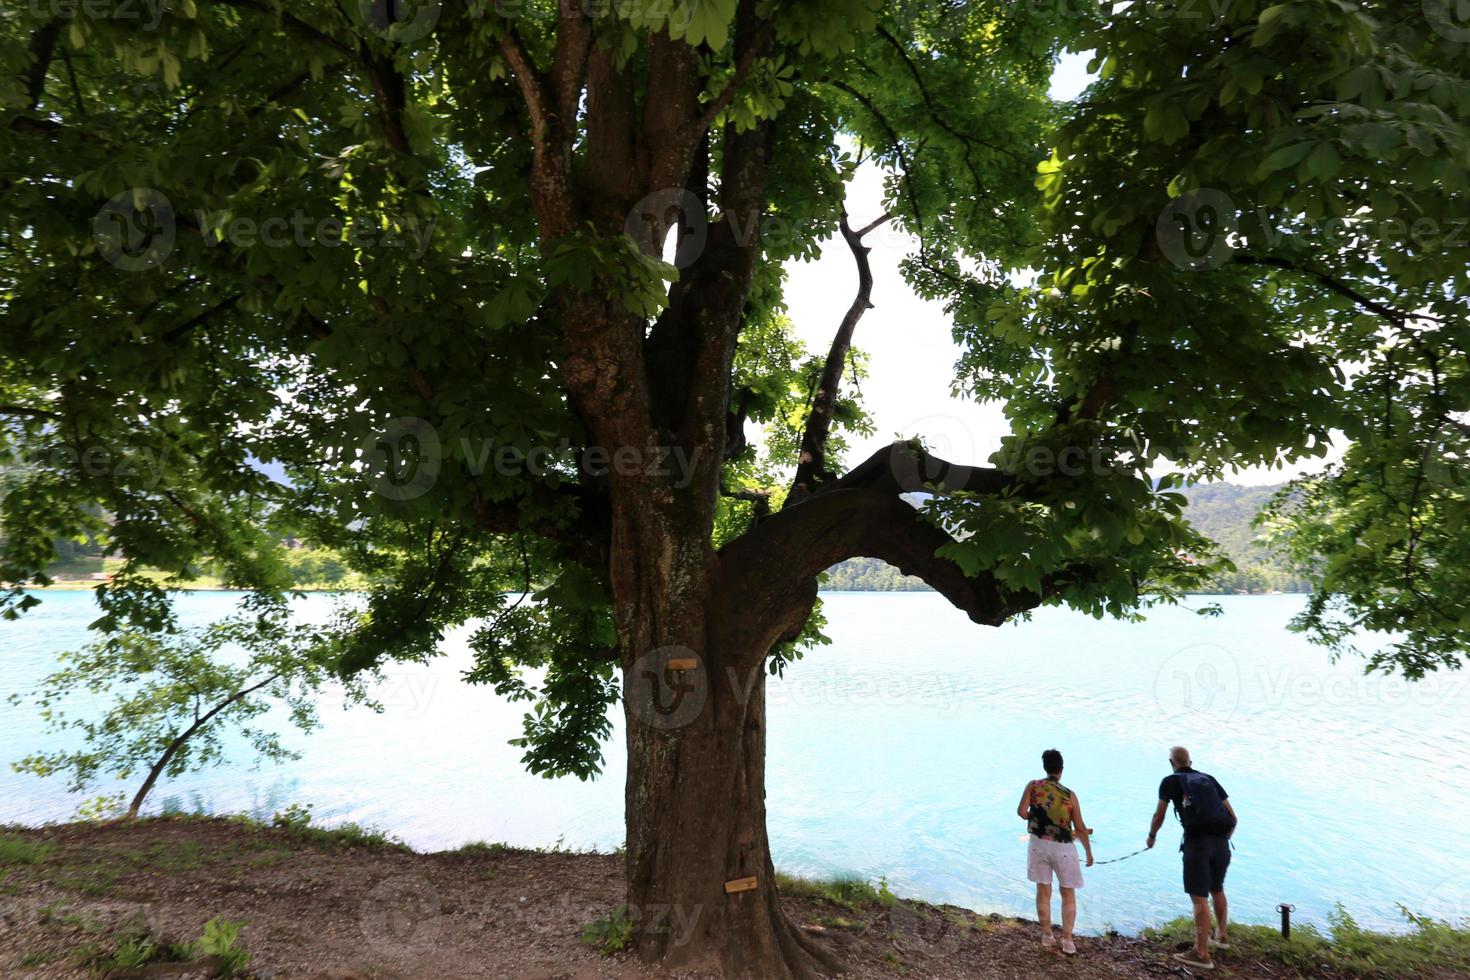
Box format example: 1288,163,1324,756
667,657,698,671
724,876,759,894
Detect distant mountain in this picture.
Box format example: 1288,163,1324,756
820,482,1310,595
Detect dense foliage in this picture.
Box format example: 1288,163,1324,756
823,484,1313,594
10,613,376,817
3,0,1468,968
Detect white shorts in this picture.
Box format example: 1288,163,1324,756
1027,836,1084,889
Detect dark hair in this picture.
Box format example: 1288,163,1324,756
1041,749,1064,776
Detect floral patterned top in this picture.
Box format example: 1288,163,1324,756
1026,778,1075,843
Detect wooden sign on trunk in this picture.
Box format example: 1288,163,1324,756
724,876,759,894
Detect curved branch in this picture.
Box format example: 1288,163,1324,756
788,211,890,502
827,79,926,243
722,487,1024,627
1232,254,1429,326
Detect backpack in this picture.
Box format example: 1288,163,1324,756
1175,771,1232,834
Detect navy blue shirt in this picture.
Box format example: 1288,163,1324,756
1159,768,1234,839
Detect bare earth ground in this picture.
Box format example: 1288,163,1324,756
0,819,1458,980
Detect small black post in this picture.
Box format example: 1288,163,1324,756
1277,903,1295,939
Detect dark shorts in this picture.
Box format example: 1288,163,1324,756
1181,836,1231,897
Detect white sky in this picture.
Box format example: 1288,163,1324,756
777,52,1334,488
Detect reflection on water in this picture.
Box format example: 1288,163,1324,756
2,590,1467,935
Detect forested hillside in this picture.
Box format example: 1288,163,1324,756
822,483,1309,594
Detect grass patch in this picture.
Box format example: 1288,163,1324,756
775,872,898,909
19,950,64,967
815,914,862,931
52,865,121,897
268,805,407,851
454,840,513,856
0,834,53,865
1144,905,1470,976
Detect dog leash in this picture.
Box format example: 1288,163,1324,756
1087,846,1152,863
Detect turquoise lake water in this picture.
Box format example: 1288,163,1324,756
2,590,1469,936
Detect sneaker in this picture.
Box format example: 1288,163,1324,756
1209,935,1231,950
1172,950,1215,970
1061,939,1078,956
1040,931,1055,948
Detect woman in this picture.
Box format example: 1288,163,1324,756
1017,748,1094,955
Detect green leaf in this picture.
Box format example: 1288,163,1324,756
1303,142,1342,180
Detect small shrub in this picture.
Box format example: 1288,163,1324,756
192,917,250,976
270,803,314,832
108,934,157,969
455,841,511,856
876,875,899,908
581,907,634,955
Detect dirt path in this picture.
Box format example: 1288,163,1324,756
0,819,1449,979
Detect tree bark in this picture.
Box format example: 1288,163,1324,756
620,581,842,978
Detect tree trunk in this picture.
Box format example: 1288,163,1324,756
127,674,278,818
621,622,841,978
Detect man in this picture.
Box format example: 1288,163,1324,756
1145,746,1237,971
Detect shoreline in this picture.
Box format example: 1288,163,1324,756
2,818,1465,978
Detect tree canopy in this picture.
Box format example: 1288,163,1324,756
3,0,1469,972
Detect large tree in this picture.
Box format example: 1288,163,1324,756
3,0,1467,975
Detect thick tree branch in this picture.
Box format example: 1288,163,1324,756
496,23,554,135
723,488,1024,627
816,441,1014,498
363,54,411,154
550,3,593,129
788,210,890,502
497,22,576,239
22,18,61,112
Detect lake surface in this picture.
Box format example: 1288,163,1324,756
3,590,1469,936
